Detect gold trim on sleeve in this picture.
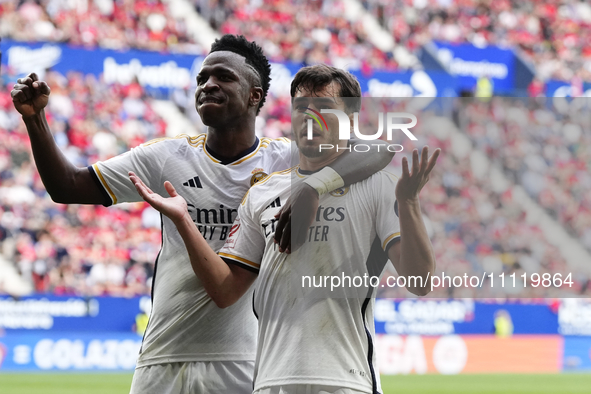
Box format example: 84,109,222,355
93,164,118,205
382,232,401,250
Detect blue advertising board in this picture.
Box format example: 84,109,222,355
563,337,591,371
430,41,516,94
1,295,589,373
545,79,591,97
3,295,589,337
0,295,149,333
374,299,559,336
354,69,457,98
0,332,142,371
1,40,457,98
1,39,202,97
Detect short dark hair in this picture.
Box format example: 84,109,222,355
209,35,271,115
290,64,362,113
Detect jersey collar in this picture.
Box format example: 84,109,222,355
296,165,324,177
204,136,260,165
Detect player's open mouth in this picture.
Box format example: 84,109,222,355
200,96,224,105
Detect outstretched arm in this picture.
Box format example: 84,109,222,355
129,172,256,308
11,73,106,204
387,146,439,296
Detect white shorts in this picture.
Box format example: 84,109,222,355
129,360,254,394
253,385,370,394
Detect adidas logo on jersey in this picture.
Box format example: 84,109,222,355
183,176,202,188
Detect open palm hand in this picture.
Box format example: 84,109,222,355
129,172,189,224
396,146,440,203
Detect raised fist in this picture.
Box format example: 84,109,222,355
11,73,51,117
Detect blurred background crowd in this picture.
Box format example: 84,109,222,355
0,69,164,296
0,0,589,298
4,0,591,80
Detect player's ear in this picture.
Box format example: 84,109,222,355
250,87,263,108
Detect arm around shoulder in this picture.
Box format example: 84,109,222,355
326,138,395,187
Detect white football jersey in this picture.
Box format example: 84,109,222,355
219,167,401,393
89,134,292,366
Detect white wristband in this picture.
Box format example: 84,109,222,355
303,166,345,196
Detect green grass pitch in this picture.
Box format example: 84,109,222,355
0,373,590,393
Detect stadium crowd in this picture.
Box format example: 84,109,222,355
4,0,591,83
1,0,200,53
362,0,591,82
1,0,590,298
243,97,590,299
0,69,165,296
378,115,581,298
339,100,585,298
203,0,399,70
459,97,591,255
1,66,588,298
2,0,397,71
